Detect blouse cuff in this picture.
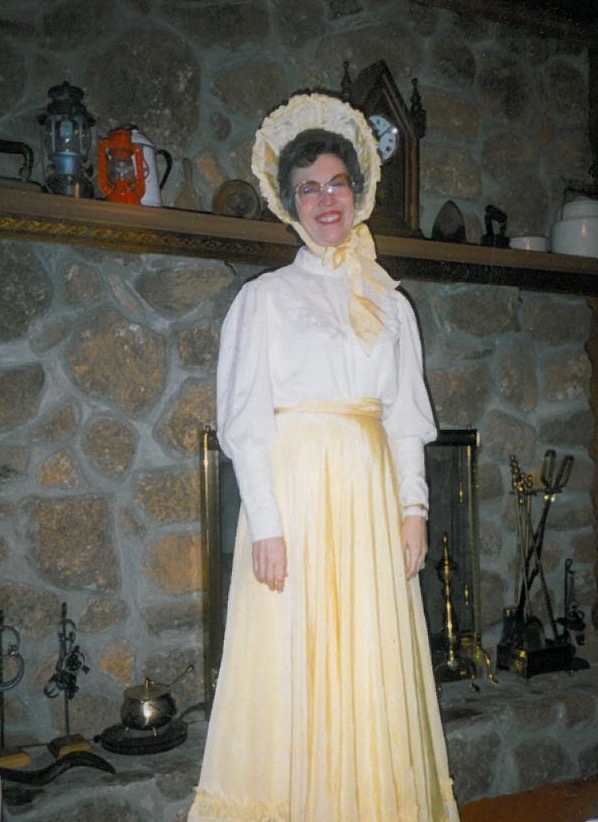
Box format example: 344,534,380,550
402,503,428,519
230,446,284,543
390,436,429,516
247,505,285,543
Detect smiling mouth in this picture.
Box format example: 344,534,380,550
316,211,342,224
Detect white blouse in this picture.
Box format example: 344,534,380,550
217,247,437,542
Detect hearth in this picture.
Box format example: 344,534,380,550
97,718,188,756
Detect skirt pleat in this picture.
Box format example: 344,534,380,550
188,400,460,822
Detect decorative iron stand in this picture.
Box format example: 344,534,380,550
44,602,92,757
0,610,29,767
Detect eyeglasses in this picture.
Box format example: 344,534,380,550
294,172,354,201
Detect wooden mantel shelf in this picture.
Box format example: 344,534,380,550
2,187,598,296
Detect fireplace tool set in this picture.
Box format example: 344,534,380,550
496,450,589,679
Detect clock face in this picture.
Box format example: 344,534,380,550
368,114,399,163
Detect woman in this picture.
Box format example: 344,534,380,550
189,92,460,821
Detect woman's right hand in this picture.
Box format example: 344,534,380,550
252,537,287,592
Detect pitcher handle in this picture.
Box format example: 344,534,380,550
156,149,173,189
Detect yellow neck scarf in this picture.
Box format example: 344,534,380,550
294,222,398,355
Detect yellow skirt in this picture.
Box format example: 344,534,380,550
189,399,460,822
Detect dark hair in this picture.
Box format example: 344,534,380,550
277,128,364,219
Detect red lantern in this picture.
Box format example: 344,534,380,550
97,128,145,204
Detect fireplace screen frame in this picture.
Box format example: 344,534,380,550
422,429,481,678
199,427,481,710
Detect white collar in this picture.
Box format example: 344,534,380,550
294,246,345,277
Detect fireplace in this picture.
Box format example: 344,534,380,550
200,426,493,704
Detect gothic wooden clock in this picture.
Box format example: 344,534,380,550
342,60,426,237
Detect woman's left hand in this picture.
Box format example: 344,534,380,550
403,515,428,579
252,537,287,592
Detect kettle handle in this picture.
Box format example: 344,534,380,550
156,149,172,189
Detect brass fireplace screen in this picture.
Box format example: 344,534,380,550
199,428,480,716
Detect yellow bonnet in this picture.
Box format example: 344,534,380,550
251,92,397,355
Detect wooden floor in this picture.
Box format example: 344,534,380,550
460,775,598,822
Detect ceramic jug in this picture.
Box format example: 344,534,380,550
131,128,172,207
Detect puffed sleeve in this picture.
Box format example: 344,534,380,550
217,279,284,542
383,291,437,517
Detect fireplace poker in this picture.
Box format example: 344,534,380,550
520,451,559,640
510,457,534,627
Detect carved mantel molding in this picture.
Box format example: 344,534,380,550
2,188,598,296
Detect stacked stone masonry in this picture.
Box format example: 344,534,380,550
0,0,596,813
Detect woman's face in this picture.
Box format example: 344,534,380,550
291,153,355,247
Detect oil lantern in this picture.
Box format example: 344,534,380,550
97,128,146,205
37,81,95,198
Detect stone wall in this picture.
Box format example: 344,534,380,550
0,0,596,795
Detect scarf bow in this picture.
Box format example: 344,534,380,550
296,222,398,355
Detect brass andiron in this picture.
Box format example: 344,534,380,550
459,581,496,687
433,534,495,690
